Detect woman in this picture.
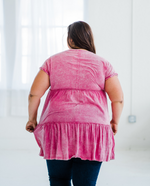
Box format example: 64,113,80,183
26,21,124,186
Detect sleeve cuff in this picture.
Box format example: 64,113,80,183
105,73,118,80
40,67,49,76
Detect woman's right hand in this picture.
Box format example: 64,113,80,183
110,119,118,135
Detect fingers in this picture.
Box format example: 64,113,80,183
26,126,34,133
113,127,117,135
111,124,118,136
113,130,117,135
26,121,37,133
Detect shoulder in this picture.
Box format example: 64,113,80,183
84,51,111,67
45,50,71,63
95,55,114,69
45,50,112,66
52,50,71,58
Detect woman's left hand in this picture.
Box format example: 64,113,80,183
26,120,37,133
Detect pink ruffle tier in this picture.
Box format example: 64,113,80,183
34,122,115,162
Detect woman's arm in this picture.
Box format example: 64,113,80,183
26,70,50,133
104,76,124,135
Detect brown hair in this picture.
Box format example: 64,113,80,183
67,21,96,54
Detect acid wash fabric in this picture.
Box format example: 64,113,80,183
34,49,118,162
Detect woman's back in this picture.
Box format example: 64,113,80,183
47,49,114,90
34,49,117,161
39,49,117,124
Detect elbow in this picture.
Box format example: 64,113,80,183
111,100,123,104
121,93,124,103
28,93,41,101
119,94,124,103
111,93,124,103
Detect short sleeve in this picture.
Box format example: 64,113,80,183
39,58,51,76
104,61,118,80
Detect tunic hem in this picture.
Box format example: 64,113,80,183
34,122,115,162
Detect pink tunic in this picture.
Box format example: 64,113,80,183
33,49,118,162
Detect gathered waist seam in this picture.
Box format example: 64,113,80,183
50,88,103,92
35,122,111,129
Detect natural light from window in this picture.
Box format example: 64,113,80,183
0,32,1,82
20,0,84,84
0,0,3,83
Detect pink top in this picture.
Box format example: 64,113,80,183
33,49,118,162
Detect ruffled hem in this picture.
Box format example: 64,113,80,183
33,122,115,162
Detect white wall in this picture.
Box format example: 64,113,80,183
3,0,16,88
87,0,150,149
0,0,150,151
